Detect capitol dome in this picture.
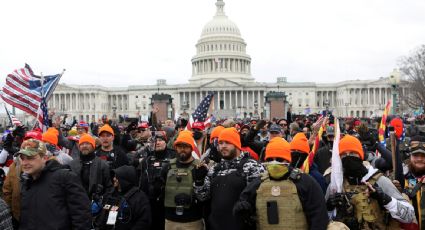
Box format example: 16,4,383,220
200,1,241,39
189,0,254,85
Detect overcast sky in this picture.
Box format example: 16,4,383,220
1,0,424,87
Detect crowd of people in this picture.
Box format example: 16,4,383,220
0,109,424,230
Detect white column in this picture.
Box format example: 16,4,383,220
235,90,238,108
229,91,233,109
189,91,192,109
246,91,249,108
241,89,244,109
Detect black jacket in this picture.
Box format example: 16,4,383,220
68,155,114,199
105,165,151,230
96,145,129,170
20,160,91,230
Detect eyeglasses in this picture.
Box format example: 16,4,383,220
279,123,287,127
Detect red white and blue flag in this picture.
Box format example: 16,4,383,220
1,64,62,130
4,105,22,126
186,92,214,130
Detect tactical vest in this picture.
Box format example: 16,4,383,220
256,174,308,230
343,173,399,230
164,158,198,208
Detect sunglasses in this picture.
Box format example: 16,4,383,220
410,141,425,149
279,123,287,127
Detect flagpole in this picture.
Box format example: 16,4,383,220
34,72,45,129
4,104,13,127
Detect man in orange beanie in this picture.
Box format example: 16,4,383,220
289,132,310,168
326,135,415,229
161,132,206,230
202,125,225,163
252,137,329,229
42,130,73,165
193,127,264,230
68,134,113,226
96,124,128,170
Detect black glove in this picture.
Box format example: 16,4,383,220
233,200,253,224
370,184,392,205
326,193,344,211
208,145,222,163
193,166,208,186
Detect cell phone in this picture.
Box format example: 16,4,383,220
266,200,279,224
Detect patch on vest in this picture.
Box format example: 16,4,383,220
271,186,281,196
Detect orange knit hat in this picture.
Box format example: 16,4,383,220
174,130,195,150
47,127,59,137
42,131,58,146
210,126,225,142
79,134,96,148
339,135,364,160
218,127,241,150
265,137,291,162
290,133,310,154
98,124,114,136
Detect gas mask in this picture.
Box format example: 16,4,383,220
265,161,289,179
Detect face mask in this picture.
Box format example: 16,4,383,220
266,163,289,179
193,131,203,140
290,151,307,168
342,156,367,179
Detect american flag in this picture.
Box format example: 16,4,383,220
4,105,22,126
1,64,62,129
187,92,214,130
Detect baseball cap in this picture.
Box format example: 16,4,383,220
269,124,282,133
16,139,47,157
192,122,205,131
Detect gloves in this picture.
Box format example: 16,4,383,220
193,166,208,186
233,200,253,223
326,193,344,211
370,184,392,205
209,145,222,163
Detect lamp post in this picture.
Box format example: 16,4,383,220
388,69,401,115
324,99,330,115
254,100,258,118
344,102,350,117
112,104,117,119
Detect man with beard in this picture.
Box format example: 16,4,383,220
326,135,415,229
96,124,129,170
194,127,265,230
163,131,205,230
403,136,425,229
139,131,176,230
68,134,114,226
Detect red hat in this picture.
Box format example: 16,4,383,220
192,122,205,131
77,121,89,131
390,118,403,139
138,122,149,129
218,127,241,150
354,119,361,127
24,130,43,141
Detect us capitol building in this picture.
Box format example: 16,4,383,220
48,0,408,123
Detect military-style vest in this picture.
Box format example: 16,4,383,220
256,175,308,230
343,173,399,230
164,158,198,208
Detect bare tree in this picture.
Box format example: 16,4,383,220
399,45,425,109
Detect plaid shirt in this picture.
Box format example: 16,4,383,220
0,198,13,230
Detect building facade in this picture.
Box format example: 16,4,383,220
48,0,408,123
